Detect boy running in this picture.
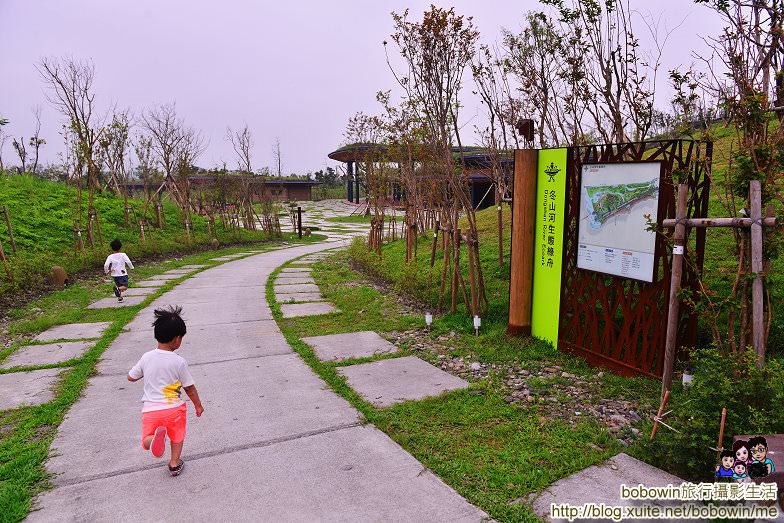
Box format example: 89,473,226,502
127,306,204,476
104,239,134,302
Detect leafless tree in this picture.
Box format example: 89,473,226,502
226,124,253,174
37,57,104,190
28,106,46,174
272,137,283,177
0,118,8,173
12,136,27,174
141,103,185,184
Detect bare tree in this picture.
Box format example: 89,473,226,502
141,103,185,185
37,57,104,190
0,117,8,172
29,106,46,174
226,124,253,173
12,136,27,174
272,137,282,177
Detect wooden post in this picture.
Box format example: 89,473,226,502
467,233,478,317
497,194,503,267
0,236,12,281
438,231,450,309
661,183,689,402
650,390,670,440
139,221,146,241
2,206,16,254
87,215,96,248
507,149,538,336
451,228,461,313
749,180,765,367
93,209,104,244
156,204,163,228
717,407,727,457
297,206,302,239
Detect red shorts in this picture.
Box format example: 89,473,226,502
141,404,187,446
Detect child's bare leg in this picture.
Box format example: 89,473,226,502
119,286,128,291
169,441,184,467
142,435,153,450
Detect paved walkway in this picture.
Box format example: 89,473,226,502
30,241,486,521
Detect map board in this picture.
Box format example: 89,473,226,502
577,162,661,282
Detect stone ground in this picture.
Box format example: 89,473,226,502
17,201,487,521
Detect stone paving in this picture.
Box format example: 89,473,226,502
87,296,146,309
275,292,325,303
134,280,166,287
1,340,93,369
34,322,111,342
121,287,158,296
337,356,470,407
302,331,399,362
280,302,339,318
27,228,486,521
0,368,62,410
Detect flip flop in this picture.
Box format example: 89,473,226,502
150,426,167,458
169,459,184,476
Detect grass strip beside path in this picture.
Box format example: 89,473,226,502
268,251,621,522
0,239,311,521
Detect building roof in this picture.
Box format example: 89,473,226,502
327,143,513,167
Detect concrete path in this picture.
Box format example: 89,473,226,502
31,242,486,521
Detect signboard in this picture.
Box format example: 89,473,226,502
531,148,568,347
577,162,661,282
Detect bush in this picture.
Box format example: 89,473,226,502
633,347,784,480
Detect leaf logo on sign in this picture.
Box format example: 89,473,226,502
544,162,561,182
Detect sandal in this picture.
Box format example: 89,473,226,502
169,459,185,476
150,426,167,458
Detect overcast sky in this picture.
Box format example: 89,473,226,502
0,1,724,175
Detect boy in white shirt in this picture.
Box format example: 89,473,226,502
128,306,204,476
104,239,134,302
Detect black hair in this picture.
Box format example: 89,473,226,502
733,460,747,470
152,305,186,343
748,436,767,450
110,239,122,251
733,440,748,454
720,449,735,460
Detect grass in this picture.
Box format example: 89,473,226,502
0,239,316,521
324,215,373,224
0,173,280,299
268,251,626,521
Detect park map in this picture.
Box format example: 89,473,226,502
584,179,659,230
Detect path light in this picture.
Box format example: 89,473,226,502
425,312,433,331
474,316,481,336
682,367,694,389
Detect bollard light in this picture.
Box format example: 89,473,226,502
473,315,481,336
425,312,433,330
682,367,694,389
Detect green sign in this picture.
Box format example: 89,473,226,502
531,148,568,347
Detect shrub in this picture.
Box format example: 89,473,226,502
633,347,784,481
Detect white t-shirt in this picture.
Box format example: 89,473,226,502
104,252,134,276
128,349,195,412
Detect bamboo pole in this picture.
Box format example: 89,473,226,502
750,180,765,367
507,150,538,336
430,221,439,267
661,184,689,402
497,195,503,267
93,209,104,244
2,205,16,254
297,206,302,239
650,390,670,440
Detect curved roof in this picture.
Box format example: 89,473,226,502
328,143,513,166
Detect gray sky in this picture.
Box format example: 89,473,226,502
0,1,724,175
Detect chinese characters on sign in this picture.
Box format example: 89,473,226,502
531,150,567,347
